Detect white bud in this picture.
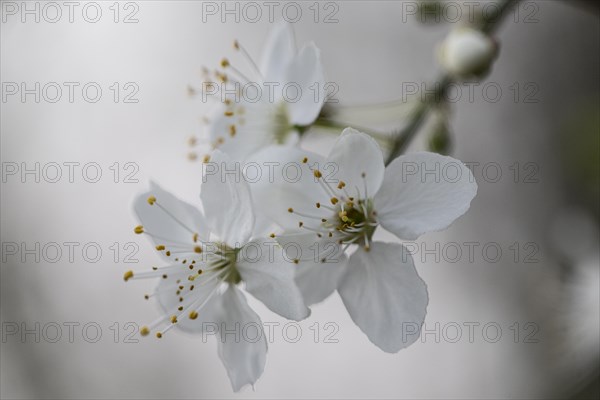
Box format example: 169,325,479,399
438,27,498,78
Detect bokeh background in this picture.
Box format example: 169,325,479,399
1,1,598,398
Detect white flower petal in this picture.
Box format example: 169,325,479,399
245,145,326,231
285,42,326,126
326,128,385,198
215,285,267,392
201,150,255,247
237,240,310,320
374,152,477,240
338,242,428,353
133,182,208,250
260,21,296,83
276,232,347,306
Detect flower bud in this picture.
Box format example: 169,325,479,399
427,111,452,155
438,27,498,78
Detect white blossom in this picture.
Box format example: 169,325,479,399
249,128,478,352
125,150,309,391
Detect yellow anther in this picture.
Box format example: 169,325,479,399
233,40,240,50
188,275,196,281
330,197,339,205
288,208,294,213
316,202,321,208
224,110,234,117
269,233,276,238
220,58,230,68
144,294,149,300
217,72,228,83
134,225,144,234
194,246,202,254
140,326,150,336
298,221,304,228
302,157,308,163
147,196,156,205
203,155,211,163
155,245,165,251
337,181,346,189
162,274,168,279
156,332,163,339
165,251,171,257
293,259,299,264
193,233,199,243
170,315,178,324
339,211,349,223
178,306,183,311
229,125,237,137
313,170,322,178
123,270,134,282
189,311,199,320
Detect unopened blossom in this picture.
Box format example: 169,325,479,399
249,128,478,352
438,26,497,78
124,151,309,391
189,22,326,162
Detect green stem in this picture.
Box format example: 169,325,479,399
385,0,519,165
481,0,518,34
385,75,451,165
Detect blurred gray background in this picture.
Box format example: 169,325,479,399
1,0,599,398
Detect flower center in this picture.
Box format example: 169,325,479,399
208,242,242,285
126,195,247,338
272,102,292,144
286,158,379,253
328,198,377,248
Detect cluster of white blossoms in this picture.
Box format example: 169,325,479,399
125,22,478,391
